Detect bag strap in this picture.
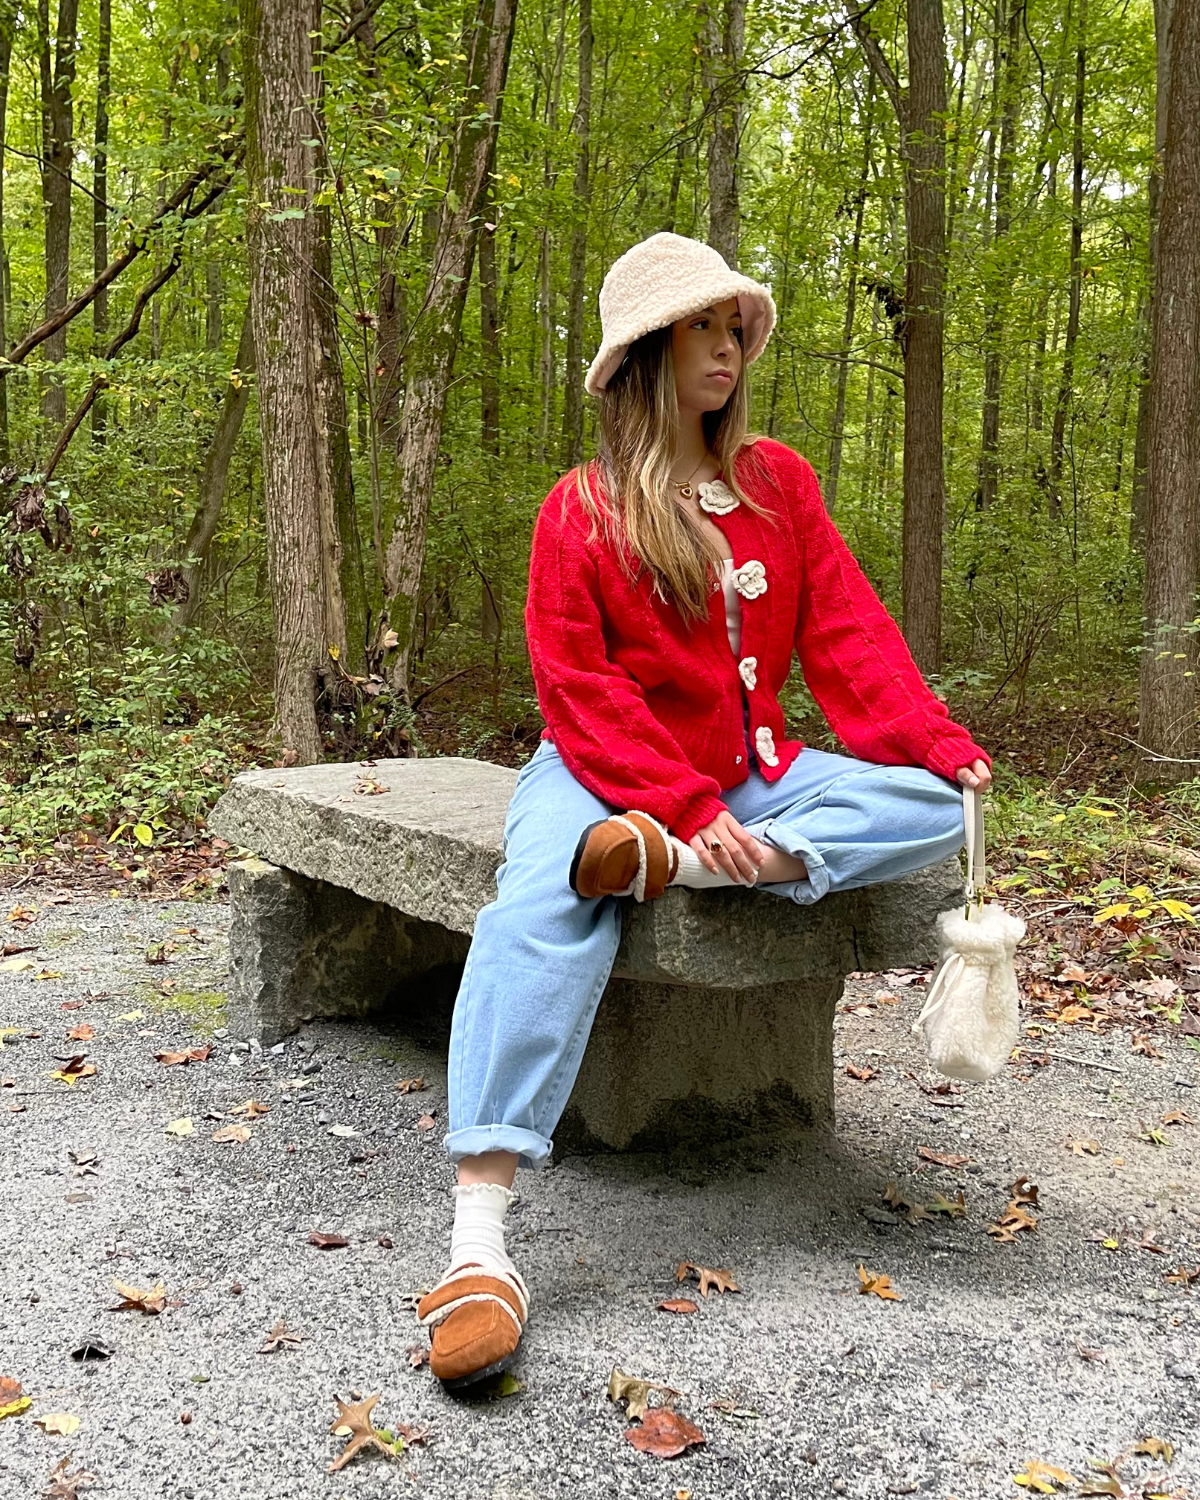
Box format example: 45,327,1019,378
964,787,986,910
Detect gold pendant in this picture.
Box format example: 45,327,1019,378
678,483,693,499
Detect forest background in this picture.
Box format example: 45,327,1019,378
2,0,1200,935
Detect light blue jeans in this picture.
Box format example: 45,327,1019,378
445,739,965,1168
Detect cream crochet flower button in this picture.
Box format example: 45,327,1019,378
697,479,739,515
732,559,767,599
754,726,779,766
738,656,758,691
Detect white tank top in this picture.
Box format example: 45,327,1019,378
718,557,742,656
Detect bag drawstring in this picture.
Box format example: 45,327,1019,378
912,788,985,1038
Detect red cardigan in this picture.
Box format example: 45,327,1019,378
525,437,989,842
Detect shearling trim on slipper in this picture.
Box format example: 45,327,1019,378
417,1263,530,1387
569,810,677,901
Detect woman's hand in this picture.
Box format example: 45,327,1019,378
690,810,767,884
956,758,992,793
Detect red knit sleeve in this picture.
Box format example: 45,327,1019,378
525,487,728,841
778,447,991,781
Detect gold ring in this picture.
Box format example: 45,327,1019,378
709,839,724,854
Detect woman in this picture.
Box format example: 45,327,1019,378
416,232,992,1389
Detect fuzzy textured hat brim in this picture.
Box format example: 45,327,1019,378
585,232,776,397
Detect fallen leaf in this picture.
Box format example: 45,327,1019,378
987,1201,1038,1241
34,1412,81,1436
327,1124,359,1138
327,1392,400,1472
606,1366,681,1422
394,1421,434,1444
1008,1176,1040,1206
658,1298,699,1315
258,1319,302,1354
675,1261,738,1297
0,958,37,973
165,1117,194,1137
109,1279,166,1314
1140,1126,1172,1147
480,1371,524,1398
41,1454,98,1498
1069,1138,1101,1156
211,1124,251,1145
857,1265,902,1301
1078,1469,1126,1498
230,1099,270,1118
1013,1458,1078,1492
69,1337,113,1362
1161,1110,1194,1126
883,1182,932,1226
416,1114,436,1131
624,1408,706,1458
917,1147,972,1168
1132,1437,1174,1465
1075,1343,1108,1362
845,1063,880,1081
1164,1264,1200,1286
395,1076,426,1094
155,1046,211,1065
927,1190,967,1219
66,1024,94,1042
117,1010,145,1022
308,1231,349,1250
1134,1227,1168,1255
1132,1034,1164,1059
405,1343,429,1369
0,1375,30,1420
34,969,64,981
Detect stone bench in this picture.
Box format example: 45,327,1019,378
208,757,963,1152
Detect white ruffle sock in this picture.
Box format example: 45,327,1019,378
449,1182,517,1274
667,837,755,889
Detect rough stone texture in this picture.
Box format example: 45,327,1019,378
210,757,965,1146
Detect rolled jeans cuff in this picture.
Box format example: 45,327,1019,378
444,1123,553,1172
750,820,830,905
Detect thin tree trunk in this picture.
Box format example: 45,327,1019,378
479,175,502,456
1049,0,1086,520
977,0,1022,510
380,0,518,690
241,0,347,761
205,33,232,355
664,60,696,233
536,7,565,461
1132,0,1176,545
0,6,12,463
700,0,745,266
39,0,80,427
91,0,111,445
1139,0,1200,777
561,0,593,469
170,307,256,633
827,84,873,514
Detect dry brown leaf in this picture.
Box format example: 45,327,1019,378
657,1298,699,1315
327,1392,399,1472
606,1366,680,1422
1014,1458,1078,1492
883,1182,933,1226
1131,1034,1164,1059
394,1422,434,1445
1069,1138,1101,1156
857,1265,902,1301
230,1099,271,1119
675,1261,738,1297
1075,1343,1108,1362
987,1201,1038,1240
1164,1264,1200,1286
66,1024,94,1042
1008,1176,1040,1206
917,1147,972,1168
415,1113,436,1131
0,1375,23,1405
258,1319,302,1354
624,1408,706,1458
1134,1227,1168,1255
308,1231,349,1250
1132,1436,1174,1464
927,1190,967,1219
845,1063,879,1081
41,1454,98,1499
395,1077,426,1094
405,1343,430,1369
155,1046,211,1066
109,1279,166,1314
1161,1110,1194,1127
211,1124,251,1145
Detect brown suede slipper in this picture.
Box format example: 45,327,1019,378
417,1263,530,1390
569,811,678,902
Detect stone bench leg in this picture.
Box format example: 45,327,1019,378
224,857,468,1044
557,974,842,1152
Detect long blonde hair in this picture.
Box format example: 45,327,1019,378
572,325,769,623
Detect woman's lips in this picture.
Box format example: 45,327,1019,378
708,370,732,381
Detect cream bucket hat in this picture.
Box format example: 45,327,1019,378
584,231,777,397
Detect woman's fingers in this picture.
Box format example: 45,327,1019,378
689,833,720,874
713,815,760,883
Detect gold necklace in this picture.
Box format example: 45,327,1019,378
668,455,708,501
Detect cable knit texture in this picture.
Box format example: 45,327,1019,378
525,437,990,843
584,232,777,395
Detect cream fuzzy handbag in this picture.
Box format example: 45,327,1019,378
912,789,1025,1082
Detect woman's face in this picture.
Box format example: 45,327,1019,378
670,297,743,415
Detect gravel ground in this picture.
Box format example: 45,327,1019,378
1,883,1199,1500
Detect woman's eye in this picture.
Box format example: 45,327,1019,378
732,326,743,343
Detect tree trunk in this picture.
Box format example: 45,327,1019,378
170,307,256,634
826,84,873,514
39,0,80,427
1049,0,1086,520
664,60,696,233
1138,0,1200,778
479,176,501,456
240,0,348,761
1132,0,1176,545
0,6,13,463
91,0,111,445
561,0,593,469
700,0,745,266
380,0,518,690
977,0,1022,510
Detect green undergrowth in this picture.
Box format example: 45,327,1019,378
140,986,228,1037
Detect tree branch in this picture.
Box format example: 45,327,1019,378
845,4,904,125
